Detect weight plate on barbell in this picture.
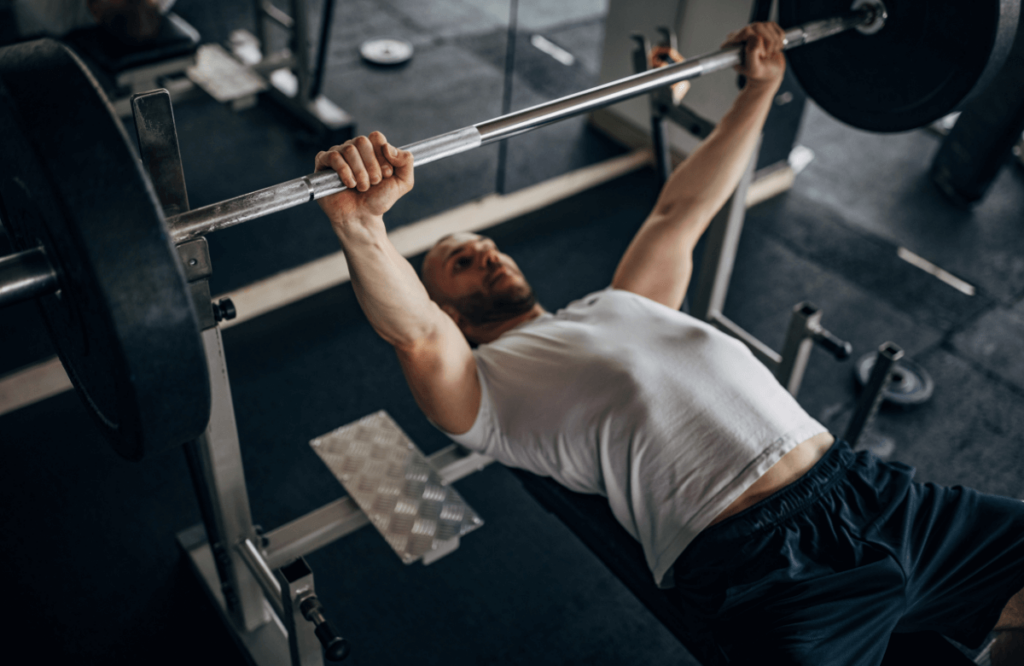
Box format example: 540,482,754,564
855,352,934,408
0,39,210,461
778,0,1020,132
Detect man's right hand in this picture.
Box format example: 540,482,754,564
315,132,414,227
312,136,479,437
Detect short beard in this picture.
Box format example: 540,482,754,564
451,285,538,327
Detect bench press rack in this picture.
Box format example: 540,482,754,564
130,90,493,666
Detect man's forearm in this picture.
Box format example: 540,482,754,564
333,214,446,349
651,81,778,241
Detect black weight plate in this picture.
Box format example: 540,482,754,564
778,0,1020,132
855,352,934,407
0,39,210,460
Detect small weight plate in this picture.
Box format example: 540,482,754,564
0,39,210,460
778,0,1020,132
359,38,414,66
855,352,934,408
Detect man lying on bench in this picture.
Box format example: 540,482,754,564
313,22,1024,666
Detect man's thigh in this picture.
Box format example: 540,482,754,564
711,561,906,665
672,446,1024,664
886,484,1024,648
671,445,913,665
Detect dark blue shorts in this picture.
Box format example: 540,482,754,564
668,440,1024,666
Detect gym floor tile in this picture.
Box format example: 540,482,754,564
466,0,610,33
317,0,437,71
0,390,238,664
746,189,995,332
544,17,609,75
383,0,507,39
324,42,504,143
797,102,1024,305
456,22,601,100
950,297,1024,394
869,347,1024,498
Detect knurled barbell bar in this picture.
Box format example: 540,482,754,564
0,0,1018,460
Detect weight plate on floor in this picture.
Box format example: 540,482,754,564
855,352,934,408
359,38,414,65
0,39,210,460
778,0,1020,132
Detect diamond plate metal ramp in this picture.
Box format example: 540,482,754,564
311,411,483,565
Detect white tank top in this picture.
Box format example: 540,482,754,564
440,288,825,586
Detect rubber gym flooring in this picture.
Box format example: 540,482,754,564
1,1,1023,664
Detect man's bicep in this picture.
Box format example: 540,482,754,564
611,213,698,310
395,314,481,435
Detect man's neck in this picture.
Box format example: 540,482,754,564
466,304,546,344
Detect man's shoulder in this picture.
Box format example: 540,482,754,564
557,287,620,313
561,287,677,317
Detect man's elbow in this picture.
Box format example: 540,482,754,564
388,307,454,357
651,194,718,229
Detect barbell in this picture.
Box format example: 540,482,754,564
0,0,1018,460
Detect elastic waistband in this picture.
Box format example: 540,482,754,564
694,438,858,546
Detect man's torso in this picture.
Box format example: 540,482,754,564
443,288,827,584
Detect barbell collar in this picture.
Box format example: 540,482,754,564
782,4,880,48
165,7,877,244
0,246,58,309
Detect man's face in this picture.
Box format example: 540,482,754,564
422,233,537,327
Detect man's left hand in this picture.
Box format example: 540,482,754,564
721,22,786,90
